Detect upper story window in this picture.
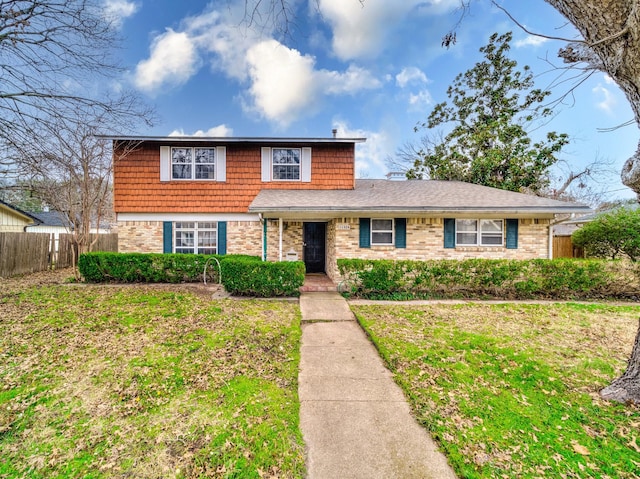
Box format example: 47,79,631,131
160,146,226,182
371,219,394,245
456,219,503,246
172,147,215,180
272,148,300,181
261,146,312,182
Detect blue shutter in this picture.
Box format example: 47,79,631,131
444,218,455,249
359,218,370,248
218,221,227,255
163,221,172,253
395,218,406,248
506,219,518,249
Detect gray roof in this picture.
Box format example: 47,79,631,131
560,202,640,225
30,211,69,227
249,179,592,218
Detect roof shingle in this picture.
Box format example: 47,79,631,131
249,179,591,216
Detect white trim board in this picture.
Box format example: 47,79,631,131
117,213,261,222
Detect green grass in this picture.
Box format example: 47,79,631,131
352,302,640,479
0,282,304,478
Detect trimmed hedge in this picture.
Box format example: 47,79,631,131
78,252,305,297
337,258,640,300
220,257,305,297
78,252,242,283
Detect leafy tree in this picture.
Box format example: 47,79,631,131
571,207,640,261
406,32,568,194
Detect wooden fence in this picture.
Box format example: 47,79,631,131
0,232,118,277
553,235,584,259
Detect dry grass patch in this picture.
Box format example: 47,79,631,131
353,302,640,479
0,271,304,478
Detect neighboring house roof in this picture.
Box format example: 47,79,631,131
0,199,41,224
30,211,70,227
249,179,592,218
553,203,639,236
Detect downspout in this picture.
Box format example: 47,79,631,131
278,217,283,262
548,216,566,259
259,213,266,261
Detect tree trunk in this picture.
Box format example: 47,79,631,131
600,319,640,404
545,0,640,197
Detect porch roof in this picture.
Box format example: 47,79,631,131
248,179,592,219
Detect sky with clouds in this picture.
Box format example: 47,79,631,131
109,0,638,200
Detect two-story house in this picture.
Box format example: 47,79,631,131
111,135,590,281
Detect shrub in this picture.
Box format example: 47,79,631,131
337,258,638,300
78,252,305,297
572,207,640,261
78,252,256,284
220,257,305,297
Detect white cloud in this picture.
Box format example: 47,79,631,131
133,5,382,124
593,83,617,114
245,40,380,127
104,0,139,28
317,0,457,60
134,29,199,92
514,35,549,48
318,0,417,60
408,90,433,108
333,120,391,178
168,125,233,137
321,65,382,95
396,67,428,88
245,40,318,126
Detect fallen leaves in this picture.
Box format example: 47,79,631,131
571,441,590,456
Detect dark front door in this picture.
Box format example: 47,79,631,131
303,222,326,273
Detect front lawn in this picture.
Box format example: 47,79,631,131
0,276,304,478
352,302,640,479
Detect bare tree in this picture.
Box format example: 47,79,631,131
0,0,151,156
5,113,141,274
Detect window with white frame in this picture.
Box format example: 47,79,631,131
171,147,216,180
174,222,217,254
371,219,394,245
272,148,301,180
455,219,503,246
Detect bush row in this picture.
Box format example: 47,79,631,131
78,252,305,297
221,256,305,297
337,258,640,300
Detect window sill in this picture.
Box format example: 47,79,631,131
455,246,504,251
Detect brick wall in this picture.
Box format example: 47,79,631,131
265,220,304,262
118,220,264,256
118,221,164,253
226,221,262,257
328,217,549,280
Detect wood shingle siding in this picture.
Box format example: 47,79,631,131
113,143,356,214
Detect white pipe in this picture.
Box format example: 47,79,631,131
279,217,283,262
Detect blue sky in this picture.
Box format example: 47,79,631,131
107,0,638,201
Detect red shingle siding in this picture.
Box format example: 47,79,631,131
113,142,356,213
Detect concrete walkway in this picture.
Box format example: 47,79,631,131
298,292,457,479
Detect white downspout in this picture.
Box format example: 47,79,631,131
259,213,264,261
548,216,565,259
279,217,283,262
